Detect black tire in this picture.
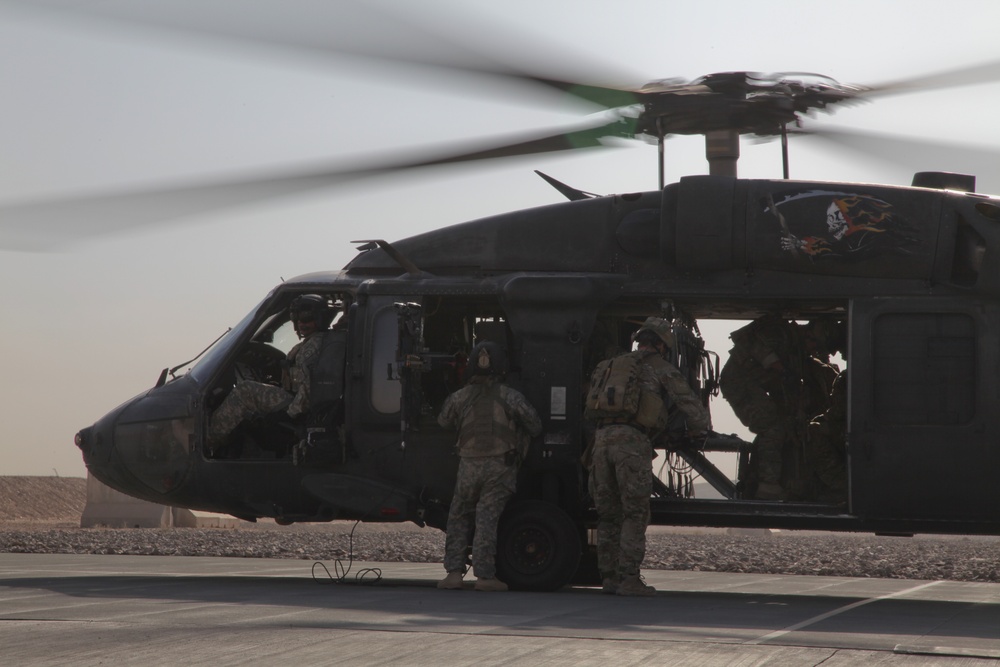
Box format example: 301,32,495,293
496,500,581,591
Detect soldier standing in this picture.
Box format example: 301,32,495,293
590,317,711,597
436,341,542,592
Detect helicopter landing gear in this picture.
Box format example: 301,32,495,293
496,500,581,591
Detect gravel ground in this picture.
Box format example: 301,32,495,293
3,522,1000,584
6,477,1000,585
4,478,1000,584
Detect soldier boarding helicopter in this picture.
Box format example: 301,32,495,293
5,2,1000,591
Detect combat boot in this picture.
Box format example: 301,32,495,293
437,571,465,590
616,574,656,597
601,575,622,595
474,577,508,592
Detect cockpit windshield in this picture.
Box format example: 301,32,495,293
186,290,350,384
187,297,268,383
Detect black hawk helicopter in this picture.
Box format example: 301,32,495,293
7,3,1000,591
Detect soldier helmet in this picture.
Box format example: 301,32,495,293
289,294,334,330
633,317,675,351
469,340,507,376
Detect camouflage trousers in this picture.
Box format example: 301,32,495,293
208,381,292,444
719,364,790,485
590,425,652,578
806,419,847,494
443,454,517,579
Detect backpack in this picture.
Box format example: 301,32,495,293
584,352,666,428
585,353,641,419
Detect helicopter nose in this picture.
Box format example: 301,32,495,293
77,380,197,500
75,397,130,488
74,426,95,459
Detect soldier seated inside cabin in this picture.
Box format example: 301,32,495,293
803,369,848,503
720,314,807,500
206,294,347,457
721,314,847,501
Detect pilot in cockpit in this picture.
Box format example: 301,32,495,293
206,294,339,457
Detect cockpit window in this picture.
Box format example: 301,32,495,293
188,298,266,382
266,319,300,356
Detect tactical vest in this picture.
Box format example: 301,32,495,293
457,382,519,457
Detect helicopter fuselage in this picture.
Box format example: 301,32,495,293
76,175,1000,589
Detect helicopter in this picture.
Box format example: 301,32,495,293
6,2,1000,591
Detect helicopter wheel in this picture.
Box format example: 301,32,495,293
496,500,581,591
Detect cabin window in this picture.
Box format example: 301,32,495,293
949,217,986,287
872,313,975,425
370,306,403,414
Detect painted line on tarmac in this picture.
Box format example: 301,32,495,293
747,580,944,645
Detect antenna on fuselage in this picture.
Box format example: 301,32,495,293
353,239,422,276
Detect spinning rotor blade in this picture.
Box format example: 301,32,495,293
800,127,1000,192
864,58,1000,97
12,2,1000,118
6,1,1000,254
10,0,644,111
0,119,628,252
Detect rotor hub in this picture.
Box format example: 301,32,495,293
633,71,867,139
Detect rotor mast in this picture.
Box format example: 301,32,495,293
705,130,740,178
658,129,741,188
656,129,745,187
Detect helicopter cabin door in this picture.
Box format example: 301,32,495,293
848,297,1000,525
349,294,475,509
395,300,426,440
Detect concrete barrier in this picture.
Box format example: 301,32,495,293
80,474,200,528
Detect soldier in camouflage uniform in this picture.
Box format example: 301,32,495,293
797,319,847,501
436,341,542,592
591,317,711,597
207,294,334,455
805,369,848,502
719,314,806,500
802,321,848,502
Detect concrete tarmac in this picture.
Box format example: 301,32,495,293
2,553,999,666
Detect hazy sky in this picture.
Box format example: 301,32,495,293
2,0,999,479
